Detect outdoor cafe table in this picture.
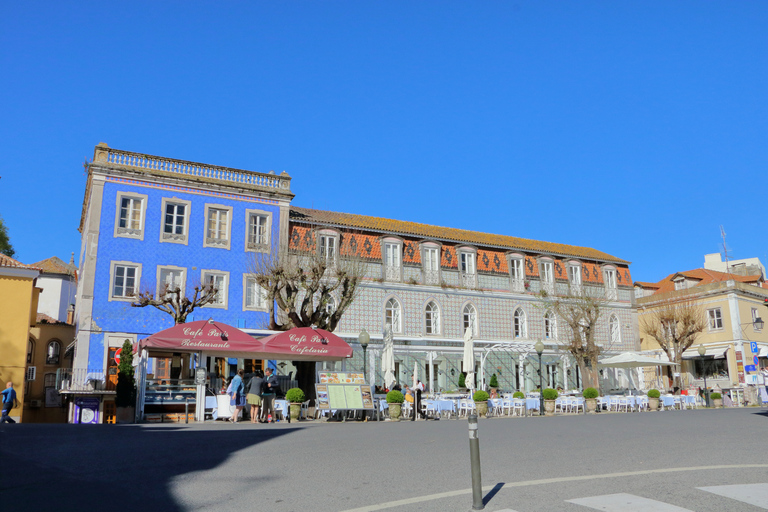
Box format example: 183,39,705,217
526,398,539,411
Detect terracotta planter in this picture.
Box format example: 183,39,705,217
116,406,135,424
649,397,659,411
475,401,489,417
713,398,723,408
388,402,402,421
290,403,301,421
586,398,597,413
544,400,556,415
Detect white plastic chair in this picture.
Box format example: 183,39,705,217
501,398,513,416
512,398,524,416
608,396,620,411
571,397,584,413
618,397,630,412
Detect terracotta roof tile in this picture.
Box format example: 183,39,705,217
36,313,67,325
290,207,629,264
30,256,77,277
645,268,763,295
0,254,41,271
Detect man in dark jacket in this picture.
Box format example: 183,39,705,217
261,368,279,423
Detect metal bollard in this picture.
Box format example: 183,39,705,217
185,397,189,424
468,413,484,510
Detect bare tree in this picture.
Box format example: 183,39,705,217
539,285,610,390
640,299,706,389
131,281,219,324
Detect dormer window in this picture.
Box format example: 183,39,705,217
381,237,403,282
567,261,582,294
319,234,337,264
507,253,525,293
538,258,554,294
674,279,686,291
421,242,441,285
459,248,477,288
603,266,617,300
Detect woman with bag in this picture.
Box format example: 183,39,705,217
247,370,264,423
229,369,246,423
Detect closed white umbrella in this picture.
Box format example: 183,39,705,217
381,324,396,390
463,328,475,394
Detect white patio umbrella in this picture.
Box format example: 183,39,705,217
598,353,679,368
381,324,396,390
463,327,475,394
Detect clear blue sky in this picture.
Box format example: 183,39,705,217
2,2,766,283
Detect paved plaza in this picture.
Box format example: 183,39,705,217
2,408,768,511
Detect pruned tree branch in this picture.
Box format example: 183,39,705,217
131,281,219,324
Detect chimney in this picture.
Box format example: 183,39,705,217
66,304,75,325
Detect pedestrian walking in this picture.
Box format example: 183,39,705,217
261,367,279,423
1,381,19,424
247,370,264,423
229,369,246,423
413,379,425,419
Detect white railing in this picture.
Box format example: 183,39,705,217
57,368,115,392
541,281,555,295
461,273,476,288
605,288,618,301
424,269,440,285
100,147,291,191
385,265,401,282
510,278,525,293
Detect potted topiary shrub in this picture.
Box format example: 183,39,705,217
386,390,404,421
542,388,558,415
489,373,499,392
115,339,136,423
647,389,661,411
473,390,490,417
458,372,467,392
710,392,722,408
512,391,525,399
285,388,305,421
583,387,599,413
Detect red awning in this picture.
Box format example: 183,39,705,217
258,327,353,361
139,320,263,356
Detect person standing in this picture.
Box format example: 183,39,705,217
412,379,425,420
261,368,279,423
247,370,264,423
229,370,246,423
1,382,19,424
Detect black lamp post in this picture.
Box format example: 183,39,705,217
698,344,709,407
535,340,544,416
359,329,370,382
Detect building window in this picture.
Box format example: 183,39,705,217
609,315,621,345
425,301,440,335
752,308,762,331
693,357,729,379
44,373,56,388
46,341,61,365
604,267,618,299
27,339,35,364
325,296,336,315
114,192,147,240
383,242,402,282
160,198,191,244
544,312,556,340
319,235,337,264
463,303,478,336
708,308,723,330
513,308,527,338
422,245,440,285
246,210,271,252
459,251,476,288
110,262,141,300
157,266,186,298
539,259,554,294
204,205,232,249
568,263,582,292
201,270,228,308
385,298,402,334
244,275,268,310
508,257,525,292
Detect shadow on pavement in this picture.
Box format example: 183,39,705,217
0,423,298,511
483,482,505,506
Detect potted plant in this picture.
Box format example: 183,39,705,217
512,391,525,399
583,387,599,413
458,372,467,392
115,339,136,423
542,388,558,415
386,390,404,421
473,390,490,417
647,389,661,411
285,388,305,421
711,392,723,408
489,373,499,392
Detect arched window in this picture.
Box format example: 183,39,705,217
425,301,440,335
544,312,556,340
513,308,527,338
609,315,621,345
463,304,478,336
27,339,35,364
46,341,61,365
385,298,402,334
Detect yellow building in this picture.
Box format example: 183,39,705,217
0,254,41,423
636,268,768,402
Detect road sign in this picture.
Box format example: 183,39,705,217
754,356,759,365
745,365,756,372
751,342,758,354
114,348,122,365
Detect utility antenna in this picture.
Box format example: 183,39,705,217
720,225,731,274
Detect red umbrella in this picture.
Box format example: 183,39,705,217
258,327,353,361
139,320,264,356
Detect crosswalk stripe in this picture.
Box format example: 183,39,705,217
566,493,693,511
697,483,768,510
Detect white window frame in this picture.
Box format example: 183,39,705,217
109,261,142,302
46,340,61,365
200,270,229,309
245,208,273,253
609,315,621,345
567,262,582,287
513,308,527,339
463,303,478,336
753,307,762,331
508,255,525,293
114,191,148,240
318,233,338,265
26,366,37,381
459,248,477,288
156,265,186,298
243,274,268,311
382,238,403,282
708,308,723,331
544,312,556,340
424,301,441,335
385,297,402,334
603,267,618,299
421,243,441,285
159,197,192,245
538,258,554,294
203,204,232,250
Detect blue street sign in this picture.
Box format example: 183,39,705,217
754,356,759,365
751,341,758,353
745,365,757,372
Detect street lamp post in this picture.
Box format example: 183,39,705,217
698,344,708,408
359,329,370,382
535,340,544,416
